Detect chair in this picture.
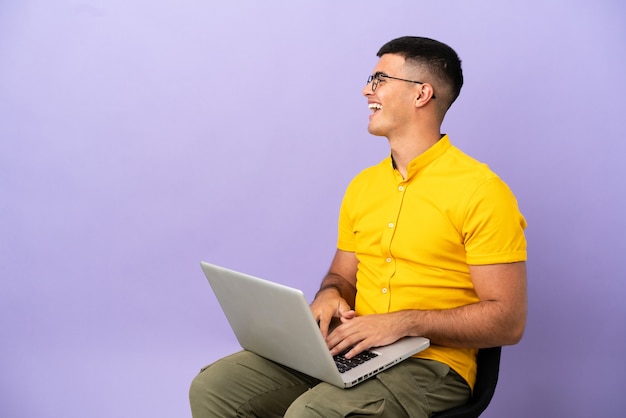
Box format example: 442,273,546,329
431,346,502,418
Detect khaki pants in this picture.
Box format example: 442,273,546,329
189,350,470,418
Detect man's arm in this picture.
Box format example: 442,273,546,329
310,249,358,338
414,261,527,348
325,261,527,358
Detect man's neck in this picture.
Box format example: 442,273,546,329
388,130,442,179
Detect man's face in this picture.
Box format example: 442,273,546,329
362,53,421,138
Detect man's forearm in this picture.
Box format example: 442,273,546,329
395,300,526,348
316,273,357,308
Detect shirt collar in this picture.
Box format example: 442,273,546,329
389,134,451,179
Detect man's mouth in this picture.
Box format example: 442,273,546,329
368,103,382,113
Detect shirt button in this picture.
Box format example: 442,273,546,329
398,186,404,191
382,288,388,294
388,223,394,228
386,257,392,263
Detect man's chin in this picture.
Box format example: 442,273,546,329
367,125,385,137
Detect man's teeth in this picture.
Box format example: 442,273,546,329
368,103,382,113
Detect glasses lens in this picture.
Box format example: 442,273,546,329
367,74,378,92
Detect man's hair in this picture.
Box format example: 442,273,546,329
377,36,463,107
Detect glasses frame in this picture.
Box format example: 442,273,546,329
366,71,436,98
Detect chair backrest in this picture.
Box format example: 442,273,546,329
431,346,502,418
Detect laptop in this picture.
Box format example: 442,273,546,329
200,261,430,388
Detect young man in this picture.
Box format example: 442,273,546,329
190,36,527,418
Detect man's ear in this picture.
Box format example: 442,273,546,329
415,84,435,107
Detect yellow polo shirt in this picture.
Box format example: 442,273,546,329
337,135,527,388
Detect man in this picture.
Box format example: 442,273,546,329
190,36,527,418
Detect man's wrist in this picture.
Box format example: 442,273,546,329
315,283,341,298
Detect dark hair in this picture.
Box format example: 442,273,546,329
377,36,463,106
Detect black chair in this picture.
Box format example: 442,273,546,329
432,346,502,418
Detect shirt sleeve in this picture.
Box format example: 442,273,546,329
462,177,527,265
336,181,357,252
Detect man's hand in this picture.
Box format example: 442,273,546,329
326,311,410,359
310,249,358,338
310,287,352,339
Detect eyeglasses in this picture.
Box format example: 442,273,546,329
366,71,436,98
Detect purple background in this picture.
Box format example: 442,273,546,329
1,1,625,417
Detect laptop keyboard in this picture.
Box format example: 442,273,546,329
333,349,379,373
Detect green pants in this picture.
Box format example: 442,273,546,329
189,350,470,418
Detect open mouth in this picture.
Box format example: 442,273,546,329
368,103,382,114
